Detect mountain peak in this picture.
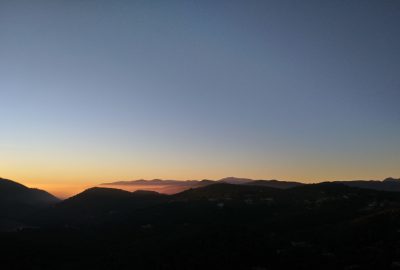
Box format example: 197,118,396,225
0,177,59,222
383,177,400,182
0,177,29,190
218,177,253,184
72,187,132,198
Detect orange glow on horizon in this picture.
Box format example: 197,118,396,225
24,182,94,199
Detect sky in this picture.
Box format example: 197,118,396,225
1,0,399,198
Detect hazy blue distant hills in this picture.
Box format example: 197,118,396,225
101,178,213,194
101,176,400,193
245,179,304,189
335,177,400,192
218,177,253,184
102,176,287,187
100,177,304,193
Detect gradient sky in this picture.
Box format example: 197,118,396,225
1,0,399,197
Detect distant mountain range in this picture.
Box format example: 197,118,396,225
101,176,400,194
336,177,400,192
101,176,305,193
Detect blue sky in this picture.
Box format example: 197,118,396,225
0,0,399,196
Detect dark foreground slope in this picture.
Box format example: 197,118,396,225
2,182,400,270
0,178,59,231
